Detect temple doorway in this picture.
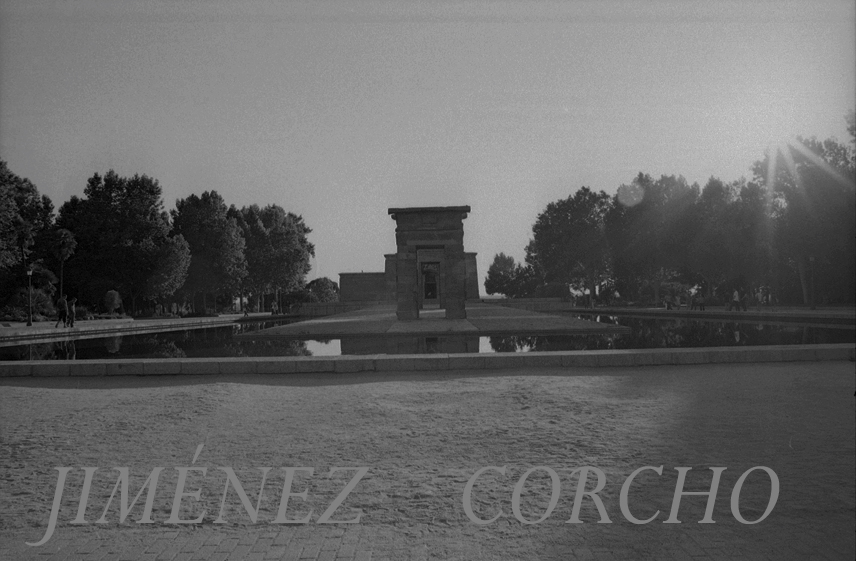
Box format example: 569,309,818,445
421,262,440,309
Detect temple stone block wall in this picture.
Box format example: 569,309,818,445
394,251,420,320
338,206,479,317
388,206,472,320
384,254,397,298
339,273,393,303
465,252,480,300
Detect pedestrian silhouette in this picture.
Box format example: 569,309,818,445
55,295,68,328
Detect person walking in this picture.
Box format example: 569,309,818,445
55,294,68,328
67,297,77,328
731,288,740,312
697,293,705,311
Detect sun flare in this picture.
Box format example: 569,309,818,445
764,136,852,192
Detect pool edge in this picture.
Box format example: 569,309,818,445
1,344,853,377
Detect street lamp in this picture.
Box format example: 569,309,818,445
26,268,33,326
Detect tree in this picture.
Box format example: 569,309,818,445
57,171,187,312
0,160,53,236
1,160,54,271
230,204,314,311
306,277,339,303
0,161,55,310
12,216,34,270
484,252,536,298
52,228,77,298
525,187,613,306
104,290,122,314
605,173,699,303
730,180,775,289
752,124,855,304
0,178,18,269
144,235,191,302
484,253,516,297
172,191,247,312
753,135,856,304
680,177,744,297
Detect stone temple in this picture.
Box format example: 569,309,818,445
338,206,479,320
243,204,629,353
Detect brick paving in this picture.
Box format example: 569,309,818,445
1,362,854,560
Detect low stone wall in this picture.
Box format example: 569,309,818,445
1,344,852,377
481,300,856,324
339,272,393,303
294,302,388,317
480,298,572,312
0,315,242,346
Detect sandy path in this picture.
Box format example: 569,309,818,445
1,363,853,559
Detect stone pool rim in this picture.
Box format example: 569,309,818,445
1,343,853,377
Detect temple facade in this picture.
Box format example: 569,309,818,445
338,206,479,319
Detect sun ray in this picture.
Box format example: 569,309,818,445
787,139,855,189
779,140,799,188
766,142,778,191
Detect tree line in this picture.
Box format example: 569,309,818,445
0,165,338,319
486,118,856,306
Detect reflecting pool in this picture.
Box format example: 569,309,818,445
0,315,852,361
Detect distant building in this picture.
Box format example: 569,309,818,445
339,206,479,319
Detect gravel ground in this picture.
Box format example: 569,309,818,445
1,362,854,560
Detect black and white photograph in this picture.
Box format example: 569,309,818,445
1,1,854,559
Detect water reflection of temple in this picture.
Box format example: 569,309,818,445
340,335,480,355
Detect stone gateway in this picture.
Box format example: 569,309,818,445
338,206,479,319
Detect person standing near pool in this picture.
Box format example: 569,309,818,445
67,297,77,328
55,294,68,328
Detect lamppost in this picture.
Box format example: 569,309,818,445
809,256,816,310
26,268,33,326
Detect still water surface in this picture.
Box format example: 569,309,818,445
1,315,852,361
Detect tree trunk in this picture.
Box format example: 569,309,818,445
797,258,809,305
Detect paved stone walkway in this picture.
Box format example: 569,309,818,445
3,306,852,345
246,304,629,340
1,362,853,560
0,314,255,347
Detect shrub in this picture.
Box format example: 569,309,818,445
2,288,56,320
74,305,93,320
104,290,122,314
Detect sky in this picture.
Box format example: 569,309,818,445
1,0,854,288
